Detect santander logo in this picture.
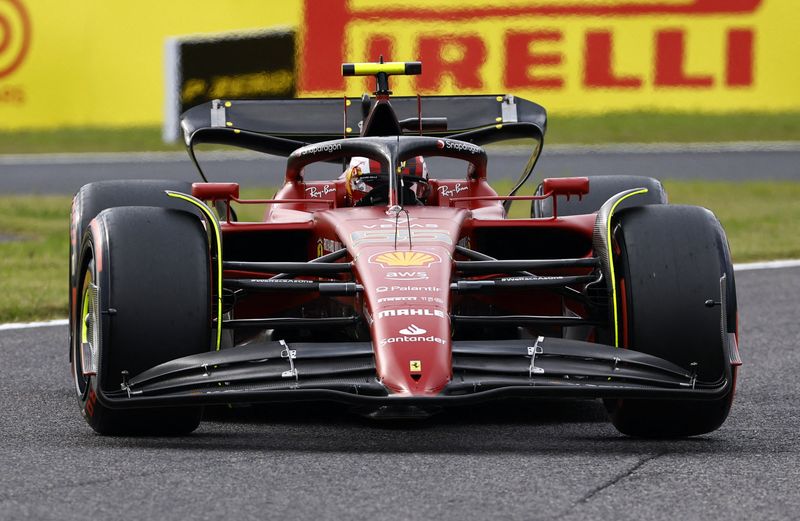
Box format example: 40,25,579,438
400,324,426,335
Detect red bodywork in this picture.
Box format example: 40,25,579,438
205,172,595,398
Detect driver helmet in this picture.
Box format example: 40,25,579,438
343,156,428,199
399,156,429,179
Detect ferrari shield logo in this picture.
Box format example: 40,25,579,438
409,360,422,373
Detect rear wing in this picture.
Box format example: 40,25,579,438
180,95,547,147
180,94,547,196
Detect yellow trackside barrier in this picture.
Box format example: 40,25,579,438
1,0,798,131
0,0,299,130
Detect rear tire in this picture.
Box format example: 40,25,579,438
532,175,666,217
72,206,211,435
604,205,737,438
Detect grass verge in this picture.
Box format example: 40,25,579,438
0,196,70,322
547,111,800,144
1,126,183,155
0,180,797,323
2,111,799,155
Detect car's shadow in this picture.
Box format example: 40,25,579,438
90,398,737,456
217,397,608,424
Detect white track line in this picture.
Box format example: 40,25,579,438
733,259,800,272
1,259,798,332
0,318,68,331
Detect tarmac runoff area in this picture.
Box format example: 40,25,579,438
0,141,798,194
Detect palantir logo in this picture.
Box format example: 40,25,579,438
0,0,31,79
400,324,426,335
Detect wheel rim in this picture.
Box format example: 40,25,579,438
74,259,98,398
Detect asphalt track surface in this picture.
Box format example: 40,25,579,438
1,142,799,194
0,266,798,520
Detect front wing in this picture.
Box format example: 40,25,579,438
99,333,739,411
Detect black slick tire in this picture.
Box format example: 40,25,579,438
603,205,737,438
71,206,211,435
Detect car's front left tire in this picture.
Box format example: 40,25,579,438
603,205,738,438
72,206,211,435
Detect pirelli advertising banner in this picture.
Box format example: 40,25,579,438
0,0,798,131
301,0,797,114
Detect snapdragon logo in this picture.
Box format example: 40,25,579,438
444,140,482,154
300,142,342,156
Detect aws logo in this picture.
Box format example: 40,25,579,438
0,0,31,80
370,250,441,268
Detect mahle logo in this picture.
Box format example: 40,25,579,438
370,251,441,268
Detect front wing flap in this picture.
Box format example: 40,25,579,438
99,335,736,410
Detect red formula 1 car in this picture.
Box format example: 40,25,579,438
69,61,740,437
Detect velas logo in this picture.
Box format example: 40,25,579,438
362,223,439,229
352,230,452,246
0,0,31,79
370,250,441,268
